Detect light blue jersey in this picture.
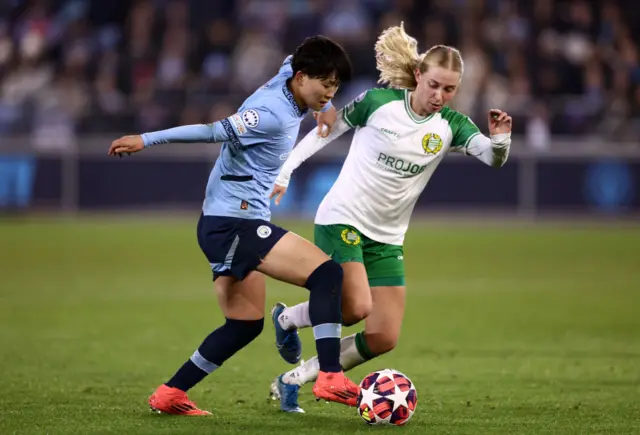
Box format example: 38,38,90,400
142,56,332,221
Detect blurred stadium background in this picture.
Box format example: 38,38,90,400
1,1,639,434
0,0,638,216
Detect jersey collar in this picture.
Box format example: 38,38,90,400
282,82,306,117
405,90,436,124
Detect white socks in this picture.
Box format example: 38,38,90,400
282,333,367,386
278,304,377,387
278,301,312,330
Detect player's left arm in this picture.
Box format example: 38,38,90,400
450,109,512,168
108,107,281,156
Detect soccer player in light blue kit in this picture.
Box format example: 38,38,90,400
108,36,360,415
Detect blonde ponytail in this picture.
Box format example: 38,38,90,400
375,22,422,89
375,23,465,89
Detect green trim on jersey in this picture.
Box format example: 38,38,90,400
403,89,436,124
343,88,404,128
439,106,481,150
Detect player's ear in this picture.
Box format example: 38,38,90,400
293,71,307,87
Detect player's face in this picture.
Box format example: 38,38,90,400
297,73,340,111
414,66,461,113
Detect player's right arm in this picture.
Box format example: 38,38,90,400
270,110,353,204
108,107,281,156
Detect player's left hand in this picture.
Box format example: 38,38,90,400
314,105,337,138
488,109,512,135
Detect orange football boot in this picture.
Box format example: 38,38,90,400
312,371,360,407
148,384,211,415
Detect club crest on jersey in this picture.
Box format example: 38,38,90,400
422,133,443,154
340,229,361,245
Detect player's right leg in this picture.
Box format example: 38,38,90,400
149,271,266,415
149,215,268,416
257,231,360,406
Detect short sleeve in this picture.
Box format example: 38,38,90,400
450,112,481,151
220,107,282,148
343,90,375,127
343,88,403,128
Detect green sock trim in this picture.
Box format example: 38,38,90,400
355,331,376,360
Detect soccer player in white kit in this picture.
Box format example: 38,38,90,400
268,23,513,413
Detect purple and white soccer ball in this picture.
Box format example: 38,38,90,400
356,369,418,425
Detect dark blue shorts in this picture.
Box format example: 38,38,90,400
197,214,288,281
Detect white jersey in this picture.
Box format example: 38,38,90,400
314,88,481,245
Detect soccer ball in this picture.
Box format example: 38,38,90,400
356,369,417,425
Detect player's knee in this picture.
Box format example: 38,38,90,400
306,259,344,296
225,317,264,346
342,300,373,326
368,333,399,355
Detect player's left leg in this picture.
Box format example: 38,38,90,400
354,240,406,357
271,284,405,412
272,242,406,412
272,260,371,412
149,272,266,415
358,284,405,356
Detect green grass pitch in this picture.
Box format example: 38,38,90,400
1,216,639,434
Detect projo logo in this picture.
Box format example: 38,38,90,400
377,153,426,177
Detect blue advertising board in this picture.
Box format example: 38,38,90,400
1,155,638,215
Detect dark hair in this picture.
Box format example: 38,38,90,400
291,36,353,86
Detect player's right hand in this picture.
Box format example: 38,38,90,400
108,135,144,156
270,184,288,205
